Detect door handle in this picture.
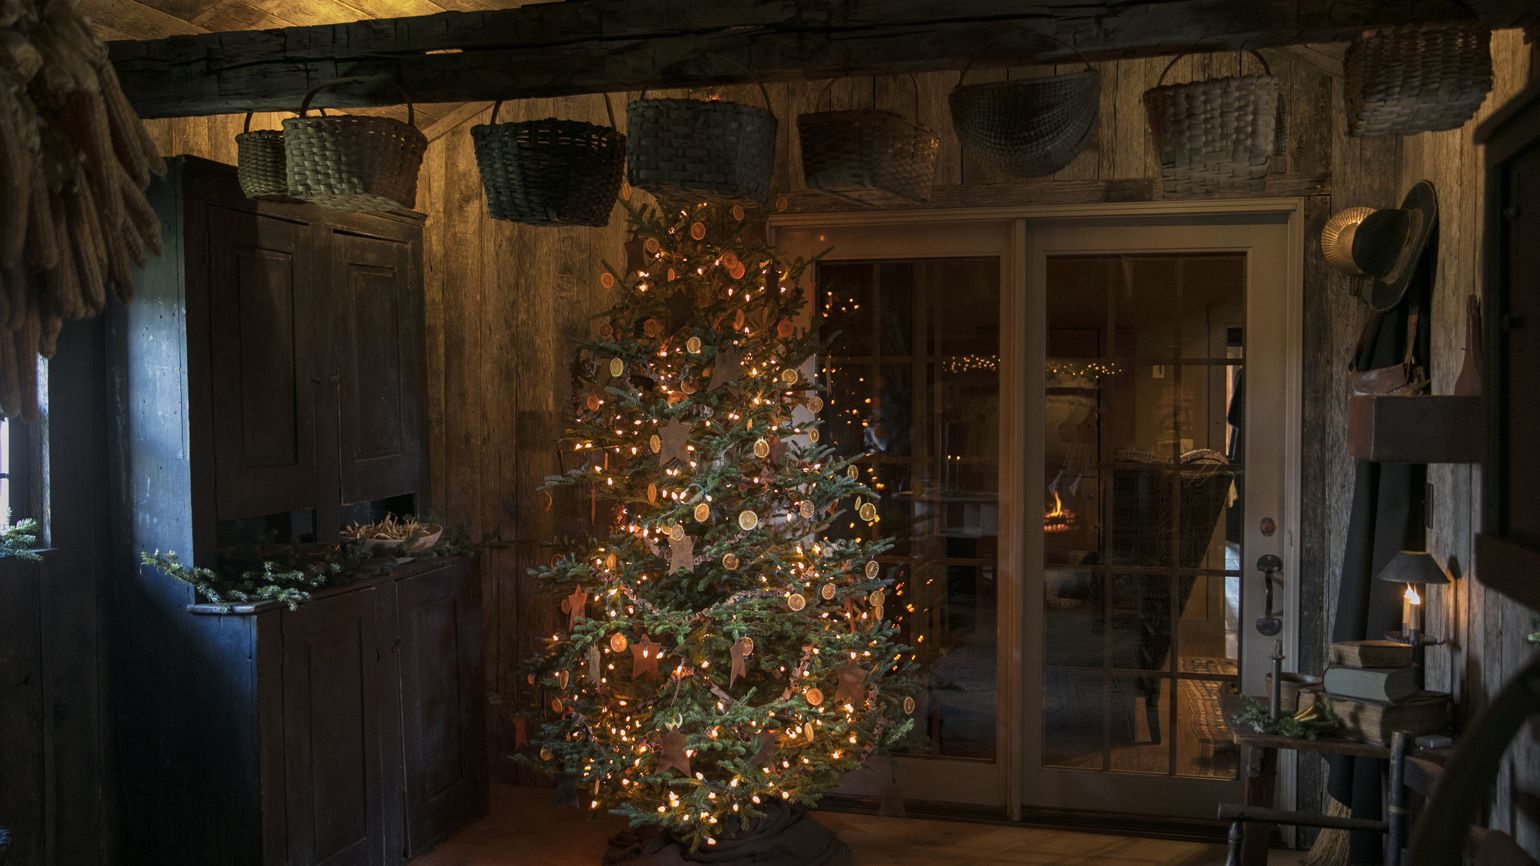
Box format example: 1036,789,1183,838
1255,553,1283,637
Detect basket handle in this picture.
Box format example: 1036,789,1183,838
812,74,923,121
298,77,416,127
957,30,1093,86
244,107,324,132
489,92,617,128
1157,49,1271,86
638,52,772,113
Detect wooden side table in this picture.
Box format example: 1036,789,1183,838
1219,695,1397,865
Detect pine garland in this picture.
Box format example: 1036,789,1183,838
0,517,42,561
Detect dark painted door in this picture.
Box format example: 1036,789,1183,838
206,206,321,521
331,232,424,506
396,561,486,856
281,588,390,866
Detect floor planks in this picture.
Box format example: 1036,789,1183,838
410,785,1296,866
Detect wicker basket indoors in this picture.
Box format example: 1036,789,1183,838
282,79,427,214
627,57,777,205
471,96,625,226
1345,22,1493,137
235,112,290,201
798,76,941,206
949,35,1100,178
1144,51,1282,195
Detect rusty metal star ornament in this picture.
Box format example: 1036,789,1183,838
668,531,695,574
561,586,588,631
665,288,697,334
658,729,692,776
631,633,663,679
707,347,742,391
834,658,869,706
587,644,602,685
751,728,777,767
657,419,691,468
729,636,753,687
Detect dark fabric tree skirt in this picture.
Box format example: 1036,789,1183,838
603,804,852,866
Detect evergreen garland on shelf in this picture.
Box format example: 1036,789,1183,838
0,517,42,561
141,518,473,611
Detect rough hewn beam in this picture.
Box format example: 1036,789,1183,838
109,0,1533,118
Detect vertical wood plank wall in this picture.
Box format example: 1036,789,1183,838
137,35,1537,848
1324,29,1538,850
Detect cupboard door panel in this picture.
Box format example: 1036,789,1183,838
333,233,424,505
207,206,320,520
397,561,486,856
282,588,389,866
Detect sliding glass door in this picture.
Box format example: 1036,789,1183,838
772,207,1299,821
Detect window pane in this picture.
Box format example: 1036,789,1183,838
1045,251,1244,780
817,256,1000,762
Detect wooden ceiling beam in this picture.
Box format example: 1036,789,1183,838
109,0,1534,118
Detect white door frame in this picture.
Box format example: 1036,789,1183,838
769,198,1305,822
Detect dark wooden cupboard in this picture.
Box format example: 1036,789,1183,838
109,157,484,866
396,560,488,855
1476,83,1540,612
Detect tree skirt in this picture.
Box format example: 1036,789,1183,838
603,804,852,866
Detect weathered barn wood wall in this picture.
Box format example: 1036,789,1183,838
141,50,1341,781
1323,29,1537,851
409,51,1339,778
0,321,115,866
143,43,1539,851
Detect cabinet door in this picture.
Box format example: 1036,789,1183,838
206,206,321,520
331,232,425,505
281,588,392,866
396,561,486,856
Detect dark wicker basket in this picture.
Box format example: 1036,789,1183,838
1345,22,1493,137
798,76,941,206
235,112,289,201
627,57,777,205
949,34,1100,178
471,97,625,226
1144,51,1283,195
283,78,427,214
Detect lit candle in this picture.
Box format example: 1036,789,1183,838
1402,584,1422,638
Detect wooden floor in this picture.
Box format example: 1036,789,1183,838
413,785,1295,866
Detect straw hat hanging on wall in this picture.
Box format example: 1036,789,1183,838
1321,181,1438,311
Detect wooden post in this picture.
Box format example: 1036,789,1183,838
1241,743,1279,865
1387,731,1411,866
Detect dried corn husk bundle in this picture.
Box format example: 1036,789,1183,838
1,0,164,420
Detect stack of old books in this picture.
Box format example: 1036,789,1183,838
1299,640,1451,745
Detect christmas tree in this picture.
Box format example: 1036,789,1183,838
520,199,916,853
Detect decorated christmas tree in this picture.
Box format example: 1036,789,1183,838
520,199,916,859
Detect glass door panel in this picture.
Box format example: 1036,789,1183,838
1026,216,1293,818
775,219,1014,809
820,258,1001,763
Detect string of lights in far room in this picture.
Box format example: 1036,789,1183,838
812,269,1133,683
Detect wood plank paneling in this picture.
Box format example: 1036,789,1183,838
139,33,1535,857
380,54,1341,789
1327,27,1537,855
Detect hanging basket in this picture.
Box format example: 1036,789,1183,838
797,75,941,206
1345,22,1493,137
627,55,777,205
1144,51,1284,196
282,78,428,214
471,96,626,227
235,112,291,201
949,33,1100,178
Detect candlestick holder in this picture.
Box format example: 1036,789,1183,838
1382,629,1445,691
